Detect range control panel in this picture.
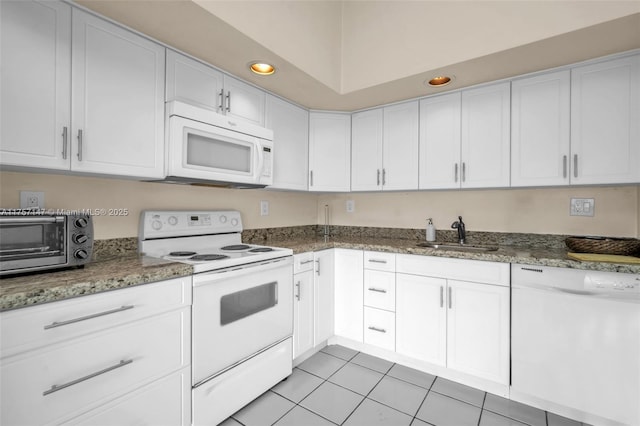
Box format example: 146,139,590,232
139,210,242,239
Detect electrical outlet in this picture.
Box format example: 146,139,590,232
20,191,45,209
570,197,595,217
346,200,355,213
260,200,269,216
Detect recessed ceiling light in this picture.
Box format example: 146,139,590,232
249,62,275,76
426,76,453,87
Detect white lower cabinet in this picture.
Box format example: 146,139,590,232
293,253,315,358
363,307,395,351
0,277,192,426
334,249,364,342
314,249,335,345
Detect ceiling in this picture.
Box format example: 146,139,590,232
77,0,640,111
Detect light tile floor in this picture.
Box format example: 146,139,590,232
223,345,591,426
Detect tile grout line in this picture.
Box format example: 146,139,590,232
338,359,393,425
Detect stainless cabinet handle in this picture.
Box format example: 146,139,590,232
315,259,320,275
44,305,134,330
368,326,386,333
310,170,313,187
368,287,387,293
226,91,231,112
300,259,314,265
295,281,301,301
382,168,386,185
43,359,133,396
368,259,387,264
62,127,68,160
377,169,380,186
440,286,444,308
454,163,459,183
448,287,452,309
462,162,466,182
77,129,83,161
573,154,578,178
218,89,224,111
562,155,567,178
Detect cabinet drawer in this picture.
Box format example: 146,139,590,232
293,252,315,274
396,254,509,286
1,277,191,358
363,270,396,312
364,251,396,272
1,308,190,426
364,307,395,351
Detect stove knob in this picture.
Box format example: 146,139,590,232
74,249,89,260
75,217,88,228
73,233,88,244
219,215,227,223
231,218,239,226
152,220,162,231
168,216,178,226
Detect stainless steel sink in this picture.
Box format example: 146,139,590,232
416,242,498,252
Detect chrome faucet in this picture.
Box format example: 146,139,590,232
451,216,466,244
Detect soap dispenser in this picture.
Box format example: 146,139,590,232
426,218,436,242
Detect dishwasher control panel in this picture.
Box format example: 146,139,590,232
584,272,640,295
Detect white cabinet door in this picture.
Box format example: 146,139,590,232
0,0,71,170
293,270,314,359
396,273,446,366
309,112,351,192
313,249,335,344
461,82,511,188
265,95,309,191
571,54,640,185
419,93,462,189
223,75,266,126
446,280,509,384
351,108,383,191
382,101,419,190
166,49,223,111
70,9,165,178
511,70,571,187
334,249,364,342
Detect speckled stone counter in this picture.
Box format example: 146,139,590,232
0,255,193,311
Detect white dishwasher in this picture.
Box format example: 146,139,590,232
511,264,640,426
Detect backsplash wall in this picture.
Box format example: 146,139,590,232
1,172,638,239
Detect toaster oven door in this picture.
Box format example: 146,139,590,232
0,216,67,274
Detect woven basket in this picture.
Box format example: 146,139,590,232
565,236,640,256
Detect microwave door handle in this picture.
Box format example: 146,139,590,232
256,142,264,181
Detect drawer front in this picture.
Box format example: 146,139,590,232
363,307,395,351
364,251,396,272
396,254,509,286
1,308,190,426
293,252,315,274
1,277,192,358
363,270,396,312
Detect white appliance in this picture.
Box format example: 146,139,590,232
139,211,293,425
162,101,274,188
511,264,640,426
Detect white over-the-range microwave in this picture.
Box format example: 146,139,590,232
158,101,274,188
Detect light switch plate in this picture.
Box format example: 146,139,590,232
570,198,595,217
20,191,45,209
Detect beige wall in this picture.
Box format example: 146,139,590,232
317,186,640,238
1,172,638,239
0,172,318,239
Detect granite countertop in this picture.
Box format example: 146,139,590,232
2,233,638,311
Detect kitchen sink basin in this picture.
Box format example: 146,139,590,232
416,242,499,252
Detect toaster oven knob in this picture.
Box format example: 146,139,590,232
73,233,88,244
75,217,89,228
74,249,89,260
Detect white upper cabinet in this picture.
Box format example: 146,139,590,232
1,0,71,170
1,1,165,179
419,93,462,189
461,82,511,188
308,112,351,192
511,70,571,187
265,95,309,191
166,49,223,111
351,109,383,191
165,50,265,126
351,102,419,191
570,54,640,185
71,9,165,178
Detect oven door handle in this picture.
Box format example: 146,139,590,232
192,256,293,285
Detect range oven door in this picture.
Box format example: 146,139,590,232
192,256,293,386
167,115,273,186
